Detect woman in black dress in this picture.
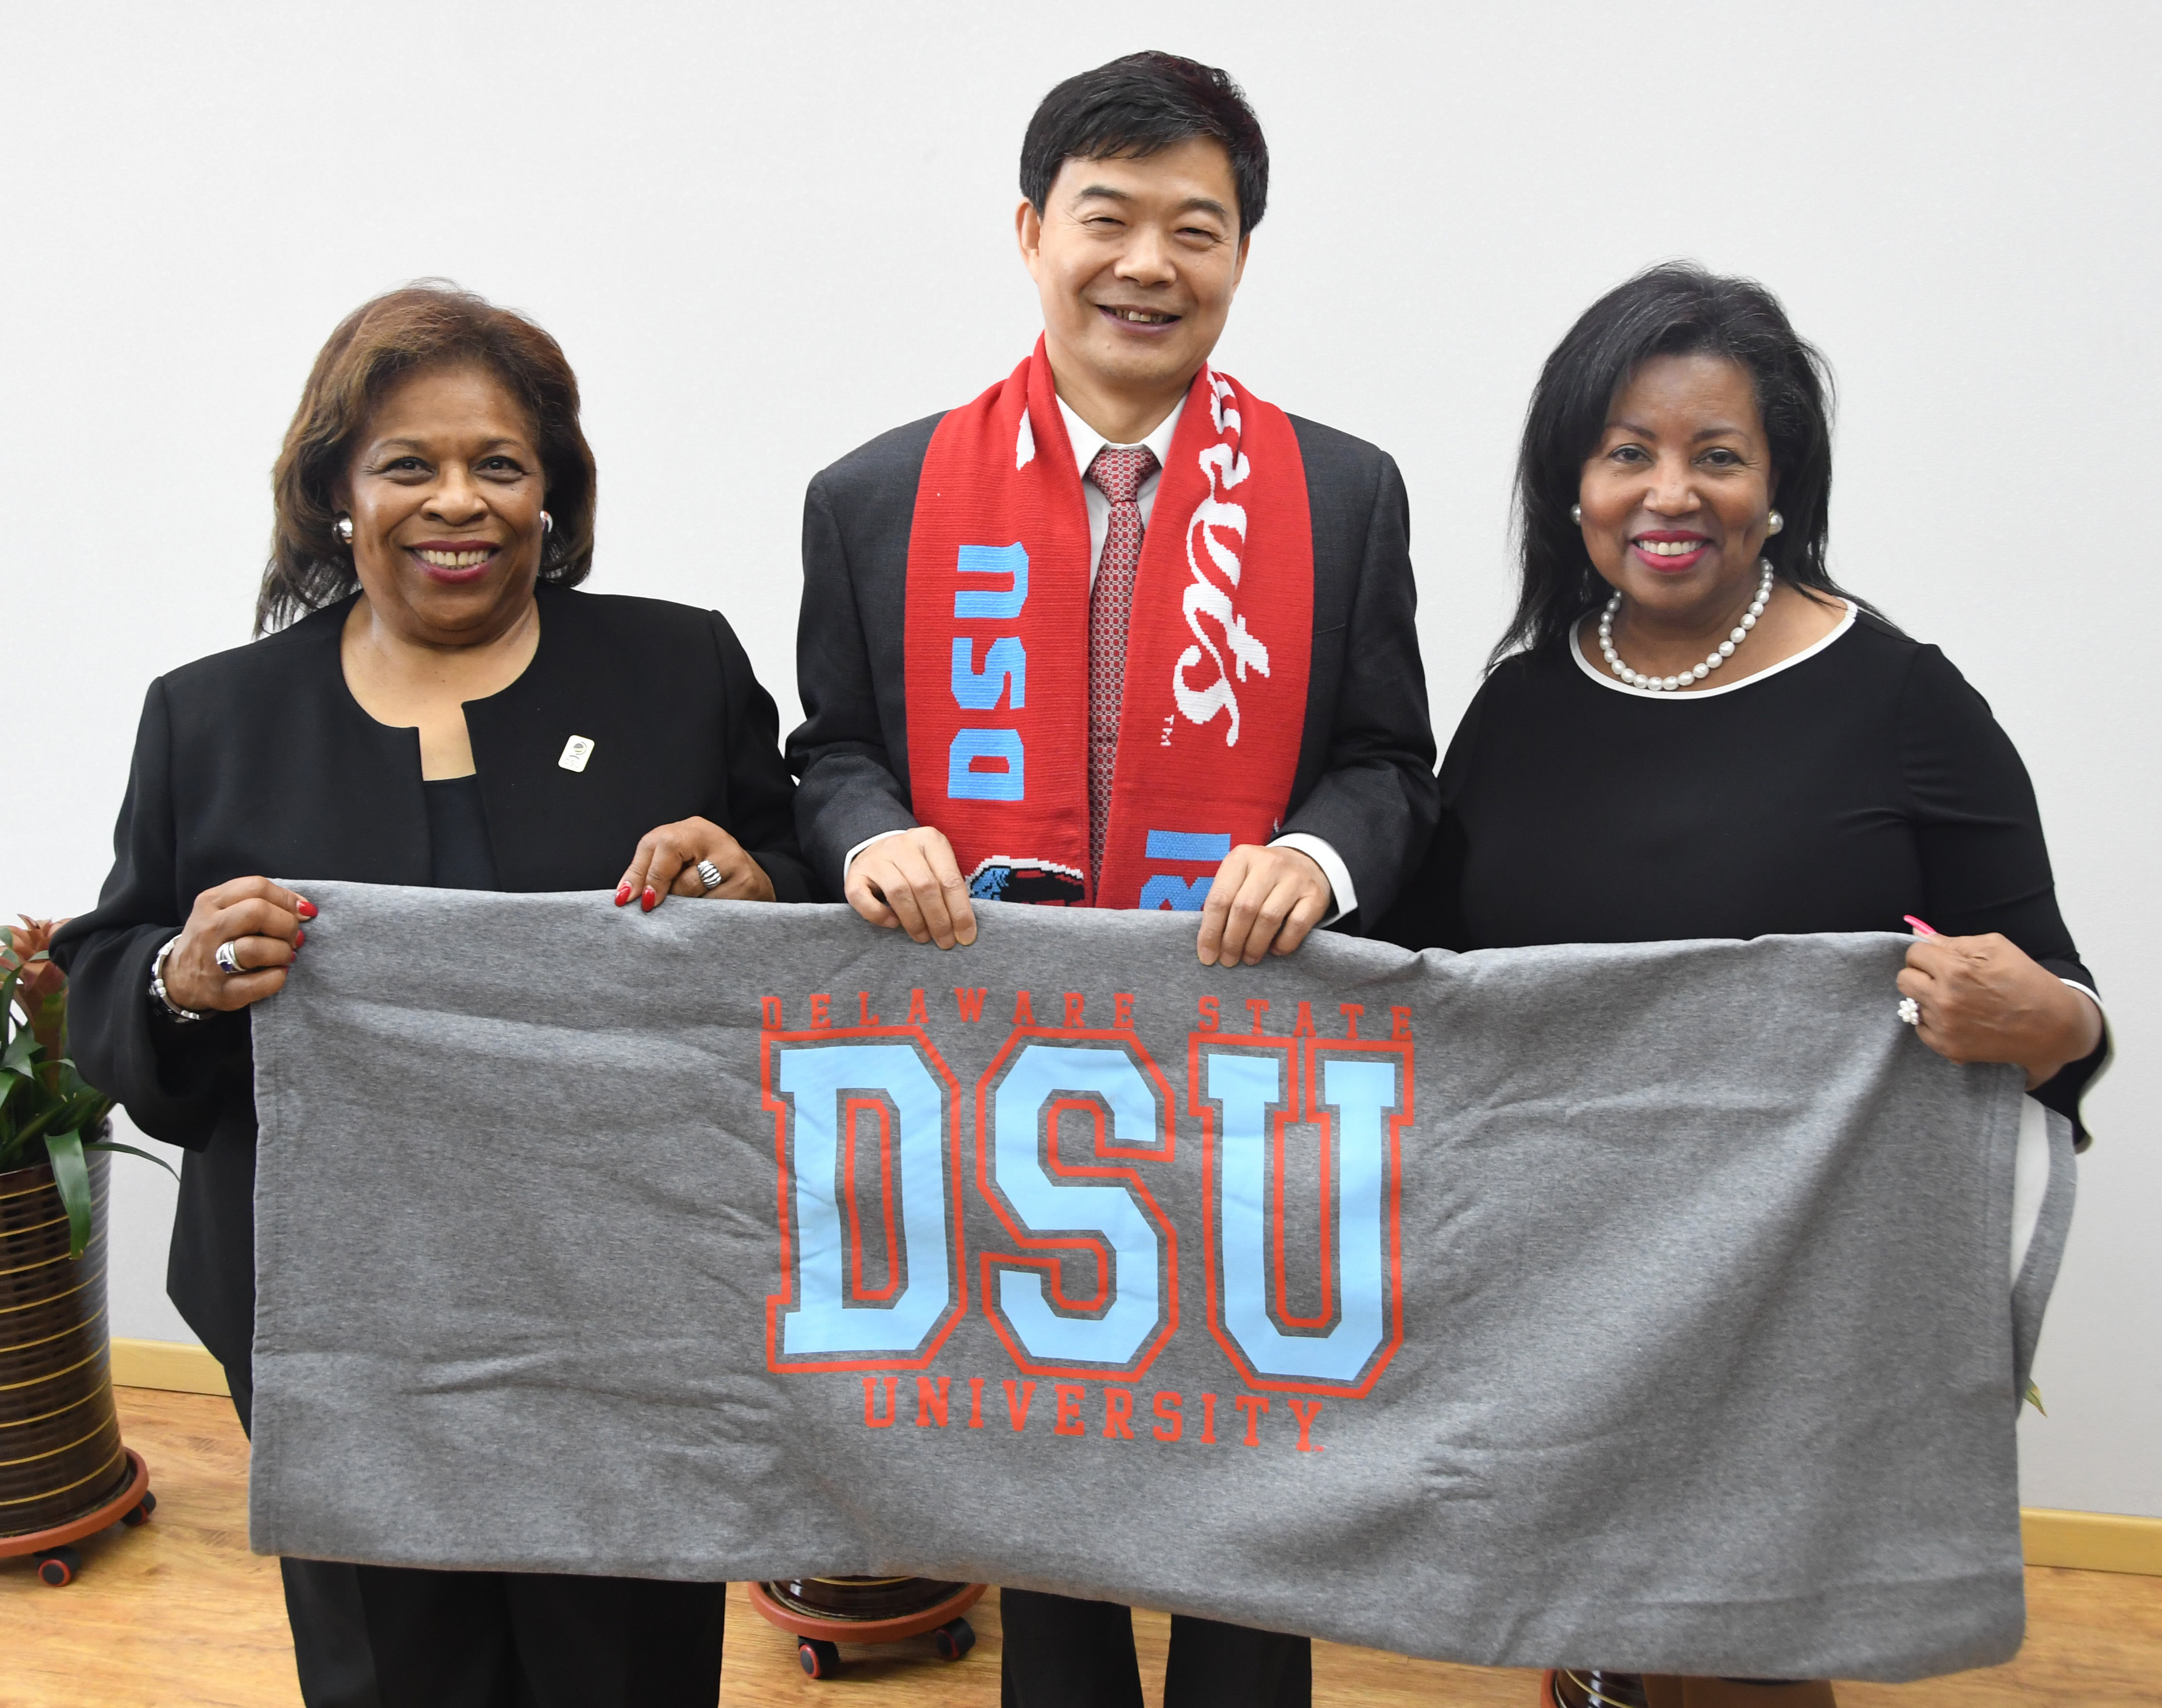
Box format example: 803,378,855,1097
1385,265,2106,1708
53,284,811,1708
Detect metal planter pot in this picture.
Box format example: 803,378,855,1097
767,1576,972,1622
0,1149,131,1537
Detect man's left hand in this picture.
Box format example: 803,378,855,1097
1197,844,1332,967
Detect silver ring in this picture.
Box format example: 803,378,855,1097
695,859,724,892
215,940,245,976
1897,997,1920,1027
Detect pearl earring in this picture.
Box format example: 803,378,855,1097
1767,510,1784,536
334,514,354,544
540,510,554,535
1570,504,1583,526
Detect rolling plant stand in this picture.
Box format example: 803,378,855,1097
2,1151,156,1585
748,1575,986,1680
0,1445,154,1585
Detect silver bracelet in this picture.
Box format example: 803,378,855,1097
149,934,205,1024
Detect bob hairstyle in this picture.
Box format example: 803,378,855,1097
1496,263,1866,666
257,282,596,635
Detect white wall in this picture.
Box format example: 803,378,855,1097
2,2,2153,1513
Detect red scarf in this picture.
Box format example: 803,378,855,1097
903,339,1313,910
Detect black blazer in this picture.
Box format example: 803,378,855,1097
786,411,1441,929
51,585,810,1384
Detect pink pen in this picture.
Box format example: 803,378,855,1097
1903,915,1939,937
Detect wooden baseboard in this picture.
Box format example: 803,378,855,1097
2023,1507,2162,1576
97,1338,2162,1576
111,1336,229,1396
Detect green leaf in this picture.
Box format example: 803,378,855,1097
66,1091,102,1128
84,1139,178,1182
8,1100,62,1151
65,1084,105,1119
1,1025,37,1076
4,1086,98,1156
44,1128,93,1260
49,1087,105,1135
51,1057,94,1091
2024,1381,2047,1416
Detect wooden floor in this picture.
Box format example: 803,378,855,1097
4,1389,2156,1706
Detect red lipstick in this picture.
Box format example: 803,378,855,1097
1630,530,1711,574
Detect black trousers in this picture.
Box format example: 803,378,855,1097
353,1563,725,1708
229,1376,385,1708
229,1377,724,1708
1000,1589,1310,1708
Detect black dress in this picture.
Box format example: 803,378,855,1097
335,774,730,1708
1382,606,2105,1133
51,584,809,1708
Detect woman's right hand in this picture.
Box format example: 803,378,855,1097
161,878,315,1014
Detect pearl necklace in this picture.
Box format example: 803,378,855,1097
1598,560,1775,693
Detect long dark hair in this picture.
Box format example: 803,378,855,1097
257,281,597,636
1496,263,1866,667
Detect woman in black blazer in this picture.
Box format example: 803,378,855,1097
53,284,807,1708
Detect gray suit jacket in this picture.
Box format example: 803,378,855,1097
786,411,1440,930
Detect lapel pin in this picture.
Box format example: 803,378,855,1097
558,735,595,773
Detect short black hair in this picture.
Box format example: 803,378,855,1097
1497,262,1869,666
1021,51,1268,235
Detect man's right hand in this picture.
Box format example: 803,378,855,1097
844,828,978,949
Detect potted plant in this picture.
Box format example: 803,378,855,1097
1,916,167,1579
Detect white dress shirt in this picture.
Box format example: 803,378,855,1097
846,391,1356,923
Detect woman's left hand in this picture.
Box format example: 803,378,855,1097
1897,933,2103,1089
615,818,775,911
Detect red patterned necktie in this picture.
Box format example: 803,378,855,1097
1085,443,1161,893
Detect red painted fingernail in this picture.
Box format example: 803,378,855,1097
1904,915,1938,937
295,899,318,920
294,928,306,947
615,883,634,907
641,887,658,912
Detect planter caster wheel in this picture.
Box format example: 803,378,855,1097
797,1638,841,1679
934,1616,976,1660
121,1489,158,1527
36,1547,81,1587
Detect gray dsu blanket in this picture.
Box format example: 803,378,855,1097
246,885,2073,1682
